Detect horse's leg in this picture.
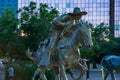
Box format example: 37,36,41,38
104,69,110,80
39,67,47,80
110,70,116,80
32,69,41,80
39,72,47,80
60,64,68,80
75,63,86,80
52,66,60,80
76,69,85,80
66,68,75,80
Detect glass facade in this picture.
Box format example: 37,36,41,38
0,0,18,16
18,0,110,26
115,0,120,37
0,0,120,37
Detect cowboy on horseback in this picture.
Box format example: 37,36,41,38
50,7,88,49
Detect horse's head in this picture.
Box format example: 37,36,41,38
77,21,93,49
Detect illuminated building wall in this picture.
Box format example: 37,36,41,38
115,0,120,37
0,0,120,37
18,0,111,35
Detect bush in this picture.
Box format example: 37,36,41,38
5,61,36,80
5,61,55,80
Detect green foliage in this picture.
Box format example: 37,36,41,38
81,22,110,63
92,24,120,57
17,1,59,51
0,9,18,53
5,62,55,80
0,2,59,59
0,8,18,39
99,37,120,56
5,61,36,80
92,22,110,42
82,22,120,64
0,8,27,58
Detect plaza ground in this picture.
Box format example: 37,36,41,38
0,68,120,80
68,69,120,80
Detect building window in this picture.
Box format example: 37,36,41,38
54,3,59,8
66,3,70,8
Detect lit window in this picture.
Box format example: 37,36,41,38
66,3,70,8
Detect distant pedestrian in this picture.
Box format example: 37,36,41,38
8,66,14,80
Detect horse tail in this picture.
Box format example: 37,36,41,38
101,66,104,80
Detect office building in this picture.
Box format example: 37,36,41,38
0,0,18,16
115,0,120,37
0,0,120,37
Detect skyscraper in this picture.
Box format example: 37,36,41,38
115,0,120,37
18,0,110,25
0,0,120,37
0,0,18,16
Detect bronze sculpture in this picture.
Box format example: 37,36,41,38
26,7,93,80
101,55,120,80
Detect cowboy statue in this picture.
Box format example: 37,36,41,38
49,7,90,80
49,7,88,58
50,7,87,44
51,7,87,34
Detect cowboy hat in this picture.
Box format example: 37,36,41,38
68,7,87,16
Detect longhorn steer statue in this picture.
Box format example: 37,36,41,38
101,55,120,80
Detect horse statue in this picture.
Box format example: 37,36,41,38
101,55,120,80
26,12,93,80
50,13,93,80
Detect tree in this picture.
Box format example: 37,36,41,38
17,1,59,51
0,8,26,59
81,22,110,64
112,38,120,54
99,37,120,57
93,22,110,43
